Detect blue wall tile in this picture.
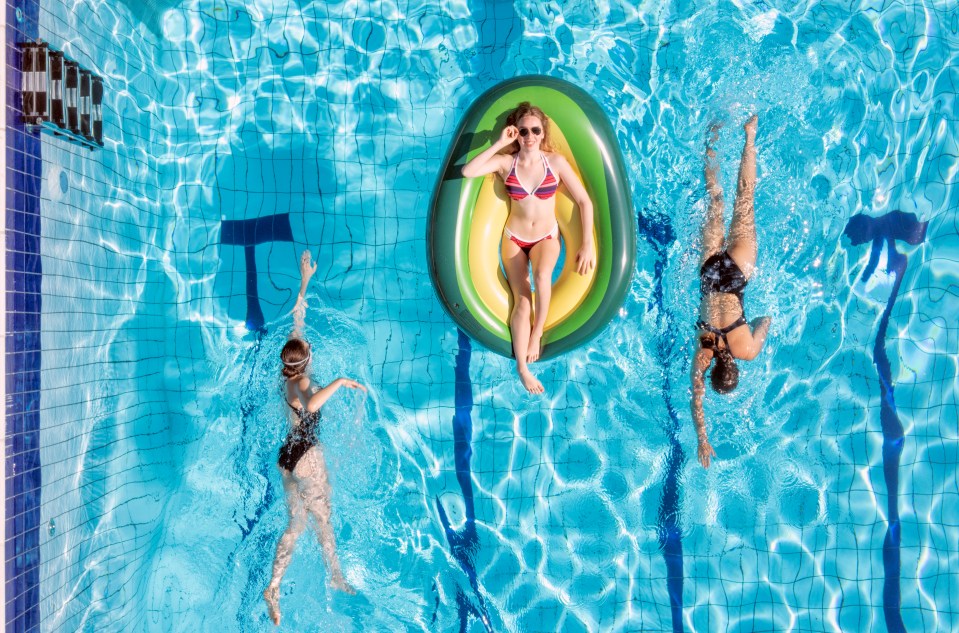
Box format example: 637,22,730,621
5,2,43,632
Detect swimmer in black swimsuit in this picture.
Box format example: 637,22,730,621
690,115,772,469
264,250,366,626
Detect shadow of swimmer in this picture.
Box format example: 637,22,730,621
843,210,927,633
434,331,493,633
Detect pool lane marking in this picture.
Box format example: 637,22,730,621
639,209,687,633
433,3,519,623
435,330,493,632
219,213,294,332
843,210,927,633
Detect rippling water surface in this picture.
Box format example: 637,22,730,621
37,0,959,631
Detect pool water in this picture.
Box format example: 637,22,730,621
10,0,959,632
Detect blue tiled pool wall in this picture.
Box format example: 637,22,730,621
6,3,42,630
3,1,958,632
5,1,190,631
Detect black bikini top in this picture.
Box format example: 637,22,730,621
697,315,747,353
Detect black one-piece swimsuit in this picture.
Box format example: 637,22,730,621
278,402,320,472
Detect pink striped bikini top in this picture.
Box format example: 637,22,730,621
504,154,558,201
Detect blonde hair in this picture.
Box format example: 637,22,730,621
506,102,555,153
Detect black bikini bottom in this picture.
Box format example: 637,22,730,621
700,251,747,300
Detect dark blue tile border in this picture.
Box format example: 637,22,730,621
6,1,43,631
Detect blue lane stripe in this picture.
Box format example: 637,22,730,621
658,435,685,632
438,3,519,625
639,210,686,632
435,330,492,633
844,211,927,633
219,213,294,331
6,2,43,631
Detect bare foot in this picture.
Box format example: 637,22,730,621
331,576,356,595
526,330,543,363
518,368,544,394
708,120,722,144
744,114,757,139
263,586,281,626
706,121,721,165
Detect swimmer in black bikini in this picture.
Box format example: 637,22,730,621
264,250,366,626
691,115,772,469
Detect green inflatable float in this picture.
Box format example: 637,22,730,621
428,76,635,360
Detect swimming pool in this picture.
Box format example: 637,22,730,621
4,0,957,631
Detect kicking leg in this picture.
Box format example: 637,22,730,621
527,232,561,363
701,123,726,267
297,447,354,593
727,115,758,278
502,235,543,394
265,470,309,625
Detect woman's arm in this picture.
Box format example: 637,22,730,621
551,155,595,275
461,127,517,178
306,377,367,413
740,316,772,361
691,347,716,468
291,250,317,340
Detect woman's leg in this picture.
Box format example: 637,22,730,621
264,469,309,625
527,233,561,363
727,115,758,279
502,235,543,394
701,123,726,267
296,447,354,593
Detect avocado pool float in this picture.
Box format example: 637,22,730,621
428,76,635,360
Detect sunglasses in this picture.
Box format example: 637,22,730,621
518,126,542,137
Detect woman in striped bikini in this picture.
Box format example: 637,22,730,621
462,102,595,393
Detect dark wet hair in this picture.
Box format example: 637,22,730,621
281,338,311,379
505,101,555,153
710,347,739,394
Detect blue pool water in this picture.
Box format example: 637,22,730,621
4,0,958,632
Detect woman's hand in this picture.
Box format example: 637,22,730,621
575,239,595,275
697,436,716,469
498,125,519,147
292,250,317,338
462,130,514,178
339,378,367,392
299,250,317,282
308,377,366,411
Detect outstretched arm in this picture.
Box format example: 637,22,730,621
740,316,772,361
306,377,367,413
291,250,317,340
691,347,716,468
461,126,517,178
552,155,595,275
